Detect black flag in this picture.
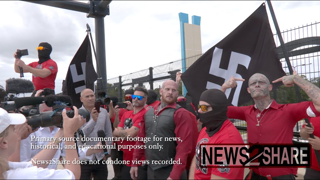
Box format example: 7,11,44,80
181,3,285,107
65,35,97,108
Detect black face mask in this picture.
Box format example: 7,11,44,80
146,97,156,105
176,101,187,109
146,90,157,105
199,89,228,137
38,42,52,64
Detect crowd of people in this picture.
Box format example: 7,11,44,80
0,44,320,180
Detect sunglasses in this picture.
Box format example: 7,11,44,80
198,105,212,112
132,95,144,100
124,95,132,101
36,46,49,51
177,98,186,102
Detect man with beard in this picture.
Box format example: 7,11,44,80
113,86,148,179
222,72,320,179
189,89,244,180
14,42,57,91
130,80,198,180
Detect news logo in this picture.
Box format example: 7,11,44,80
200,144,310,168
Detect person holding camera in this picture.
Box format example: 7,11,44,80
78,88,112,180
13,42,57,91
113,87,148,180
17,89,66,169
0,106,85,179
109,89,134,180
299,119,320,179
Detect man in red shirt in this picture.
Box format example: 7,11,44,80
110,89,134,180
222,72,320,179
131,80,198,180
190,89,244,180
300,118,320,179
113,87,148,179
14,42,57,91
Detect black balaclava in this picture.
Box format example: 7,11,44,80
198,89,228,137
146,89,158,105
176,100,187,109
38,42,52,64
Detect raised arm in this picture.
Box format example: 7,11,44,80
176,71,182,85
81,108,99,135
273,72,320,112
8,123,32,162
14,55,30,73
221,76,245,93
62,107,86,180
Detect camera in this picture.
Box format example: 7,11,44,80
26,108,90,129
96,91,118,107
104,97,118,107
4,94,16,101
15,49,28,59
26,95,90,129
95,91,108,106
19,107,39,117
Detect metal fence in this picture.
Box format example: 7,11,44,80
106,21,320,142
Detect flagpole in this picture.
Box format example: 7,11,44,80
86,24,105,93
266,0,320,166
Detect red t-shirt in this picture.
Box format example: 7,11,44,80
28,59,57,90
194,120,244,180
118,108,146,166
306,117,320,171
228,100,320,177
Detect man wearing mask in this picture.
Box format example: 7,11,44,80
176,95,201,132
189,89,244,180
14,42,58,91
146,89,160,109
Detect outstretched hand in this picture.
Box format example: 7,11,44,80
176,71,182,84
221,76,245,92
272,71,297,87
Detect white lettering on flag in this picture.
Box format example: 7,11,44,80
70,62,86,94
